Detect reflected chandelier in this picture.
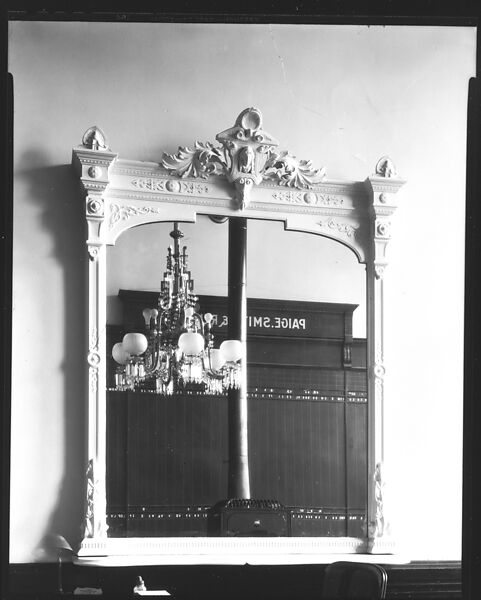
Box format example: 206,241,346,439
112,222,242,395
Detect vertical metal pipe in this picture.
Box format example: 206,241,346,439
227,217,250,498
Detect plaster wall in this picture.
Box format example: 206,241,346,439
9,21,475,561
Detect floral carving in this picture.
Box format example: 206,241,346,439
130,177,210,196
160,141,228,179
88,165,102,179
373,463,385,537
87,351,101,367
89,366,98,393
180,181,210,195
317,219,358,238
158,108,325,210
84,459,95,538
376,219,391,238
263,151,326,188
272,190,343,206
131,177,167,192
166,180,181,193
87,197,104,216
109,202,163,228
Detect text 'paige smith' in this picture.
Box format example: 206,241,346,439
210,314,307,330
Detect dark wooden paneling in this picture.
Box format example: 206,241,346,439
249,397,346,507
8,562,462,599
125,393,228,507
106,391,128,507
107,389,368,537
107,294,368,538
346,402,368,513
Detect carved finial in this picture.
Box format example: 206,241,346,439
82,126,110,151
216,108,279,174
375,156,397,178
216,107,279,209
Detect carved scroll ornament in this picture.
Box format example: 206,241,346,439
160,107,326,209
160,141,228,179
263,151,325,188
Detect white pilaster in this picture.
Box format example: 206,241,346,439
365,161,406,553
72,135,118,546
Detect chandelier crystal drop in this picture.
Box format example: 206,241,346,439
112,222,242,394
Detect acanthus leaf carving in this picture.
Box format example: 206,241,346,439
317,219,358,238
109,202,163,229
84,459,108,538
160,141,228,179
84,459,95,538
263,150,326,188
158,109,326,210
372,462,385,538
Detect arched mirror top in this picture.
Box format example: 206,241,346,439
72,108,405,264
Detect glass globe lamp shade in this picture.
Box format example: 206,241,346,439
208,348,226,372
112,342,130,365
220,339,243,363
178,332,204,356
122,332,148,356
142,308,154,326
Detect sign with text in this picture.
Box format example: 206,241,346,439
199,296,357,340
119,290,359,341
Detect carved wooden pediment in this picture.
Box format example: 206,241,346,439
160,107,326,209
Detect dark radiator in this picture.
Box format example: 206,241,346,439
210,498,289,536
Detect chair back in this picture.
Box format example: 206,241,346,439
321,561,387,599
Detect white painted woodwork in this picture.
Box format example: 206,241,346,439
71,113,405,565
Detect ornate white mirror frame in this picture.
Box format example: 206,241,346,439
71,108,405,565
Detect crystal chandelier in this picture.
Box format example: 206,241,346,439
111,222,243,395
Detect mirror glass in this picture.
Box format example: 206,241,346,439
106,216,366,538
